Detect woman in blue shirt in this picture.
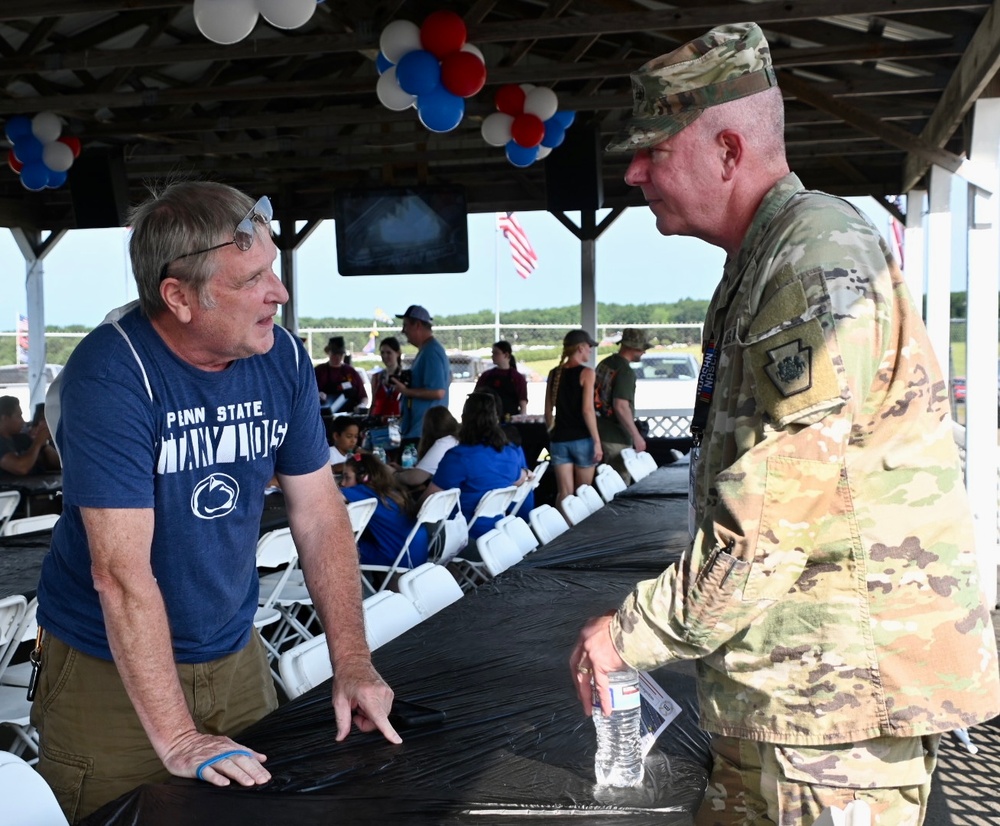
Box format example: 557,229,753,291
425,392,527,547
341,453,427,570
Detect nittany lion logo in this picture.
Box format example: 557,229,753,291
191,473,240,520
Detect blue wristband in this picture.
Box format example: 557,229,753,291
195,749,254,781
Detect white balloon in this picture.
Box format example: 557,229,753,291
380,20,421,64
519,84,536,95
257,0,315,29
481,112,513,147
31,111,62,144
193,0,258,46
536,146,552,160
524,87,558,121
42,141,74,172
376,67,417,111
460,42,485,62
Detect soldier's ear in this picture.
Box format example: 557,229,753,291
717,129,744,181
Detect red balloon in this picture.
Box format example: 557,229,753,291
420,10,466,59
58,135,82,158
7,149,23,174
511,113,545,148
495,84,525,116
440,50,486,98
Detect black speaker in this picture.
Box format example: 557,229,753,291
68,147,129,228
545,122,604,212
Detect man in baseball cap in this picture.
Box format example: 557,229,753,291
593,329,650,483
393,305,449,442
573,22,999,826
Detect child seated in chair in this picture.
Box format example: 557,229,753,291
341,453,428,571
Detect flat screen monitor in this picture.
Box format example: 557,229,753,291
333,185,469,276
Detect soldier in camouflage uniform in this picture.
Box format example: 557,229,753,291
570,22,1000,826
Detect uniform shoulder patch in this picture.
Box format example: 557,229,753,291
748,317,842,426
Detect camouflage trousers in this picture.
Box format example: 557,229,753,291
695,733,940,826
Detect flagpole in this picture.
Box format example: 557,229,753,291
494,217,500,342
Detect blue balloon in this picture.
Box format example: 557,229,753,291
505,140,538,168
4,115,32,143
19,160,50,191
541,120,566,149
395,49,441,97
552,110,576,129
12,134,43,163
417,87,464,133
376,51,394,75
45,169,68,189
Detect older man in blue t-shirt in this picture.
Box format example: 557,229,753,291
33,182,400,823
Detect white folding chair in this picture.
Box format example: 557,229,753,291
621,447,650,482
638,450,658,474
528,504,569,545
0,751,68,825
360,487,462,595
476,528,526,578
1,596,38,689
0,595,37,764
346,497,379,543
278,633,332,701
256,528,315,657
434,514,469,565
362,591,423,650
450,485,518,589
509,459,548,516
466,485,518,530
595,464,628,502
0,490,20,533
575,483,604,515
1,513,59,537
397,562,463,619
495,514,539,555
560,493,591,526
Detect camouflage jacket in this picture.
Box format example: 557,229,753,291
611,173,1000,744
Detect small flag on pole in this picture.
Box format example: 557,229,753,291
362,324,378,354
16,314,28,365
497,212,538,279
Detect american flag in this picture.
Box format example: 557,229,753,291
497,212,538,279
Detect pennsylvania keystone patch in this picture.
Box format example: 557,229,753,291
763,339,812,397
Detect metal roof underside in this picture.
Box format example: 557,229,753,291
1,0,999,230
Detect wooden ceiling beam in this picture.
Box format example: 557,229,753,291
902,0,1000,190
0,1,987,76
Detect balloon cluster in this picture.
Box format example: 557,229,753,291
376,11,487,134
4,113,81,191
481,84,575,167
192,0,316,46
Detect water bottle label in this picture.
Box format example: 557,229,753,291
593,681,641,712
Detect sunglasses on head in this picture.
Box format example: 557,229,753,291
159,195,272,282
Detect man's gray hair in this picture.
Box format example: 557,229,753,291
128,181,256,316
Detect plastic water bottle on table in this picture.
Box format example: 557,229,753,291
401,444,417,468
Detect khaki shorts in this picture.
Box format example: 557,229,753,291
696,734,940,826
31,631,278,823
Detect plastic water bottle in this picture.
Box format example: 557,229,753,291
593,669,644,787
401,444,417,468
372,446,387,463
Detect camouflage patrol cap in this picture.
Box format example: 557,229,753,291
607,22,777,153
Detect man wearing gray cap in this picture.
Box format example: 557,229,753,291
594,328,649,483
571,22,998,825
393,305,450,442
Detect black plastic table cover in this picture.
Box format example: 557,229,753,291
82,473,709,826
0,531,51,600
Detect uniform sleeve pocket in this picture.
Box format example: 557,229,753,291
687,545,750,644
